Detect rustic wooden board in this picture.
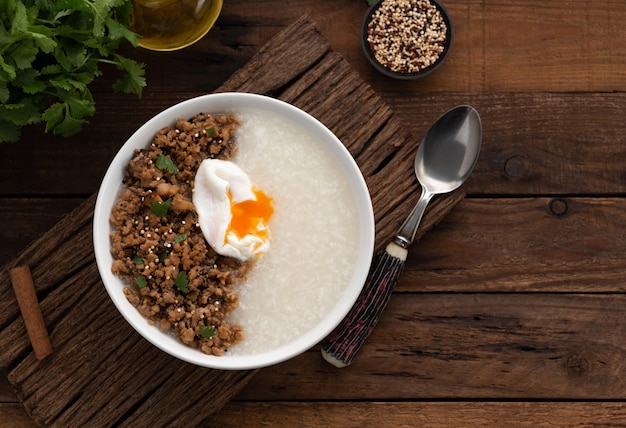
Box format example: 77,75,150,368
0,16,465,426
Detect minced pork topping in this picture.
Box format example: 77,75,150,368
110,113,250,356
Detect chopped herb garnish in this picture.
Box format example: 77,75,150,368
132,257,143,265
150,198,172,217
205,127,216,137
135,276,147,288
174,233,187,243
155,154,179,174
199,325,216,339
175,270,189,293
159,252,168,263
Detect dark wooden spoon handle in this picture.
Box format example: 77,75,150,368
321,242,407,367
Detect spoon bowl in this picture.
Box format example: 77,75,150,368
396,105,482,248
416,105,482,192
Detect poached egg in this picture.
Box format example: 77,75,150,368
193,159,274,261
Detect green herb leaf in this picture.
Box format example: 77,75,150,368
174,233,187,243
159,252,168,263
132,256,143,265
175,270,189,293
110,54,146,96
135,276,147,288
155,154,179,174
0,0,145,143
205,127,215,137
199,325,216,339
150,198,172,217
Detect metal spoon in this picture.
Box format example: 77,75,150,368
322,105,482,368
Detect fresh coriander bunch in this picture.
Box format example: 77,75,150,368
0,0,146,143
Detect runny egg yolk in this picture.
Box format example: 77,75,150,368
227,187,274,241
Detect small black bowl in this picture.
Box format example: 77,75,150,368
361,0,454,80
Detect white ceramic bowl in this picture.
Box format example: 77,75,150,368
93,92,375,370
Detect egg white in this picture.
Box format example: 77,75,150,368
193,159,270,261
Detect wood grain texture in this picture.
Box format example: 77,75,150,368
236,294,626,400
2,0,626,426
0,15,464,426
0,199,84,268
3,91,626,197
212,401,626,427
2,1,626,197
0,403,37,428
400,197,626,292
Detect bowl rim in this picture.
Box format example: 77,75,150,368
93,92,375,370
361,0,454,80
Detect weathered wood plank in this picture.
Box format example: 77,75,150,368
389,92,626,196
105,0,626,94
3,91,626,196
236,293,626,401
2,196,624,296
400,197,626,292
0,195,96,333
3,0,626,197
0,403,37,428
230,0,626,93
216,15,330,94
211,401,626,427
0,198,84,270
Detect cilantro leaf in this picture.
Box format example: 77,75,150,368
155,154,180,174
174,233,187,243
150,198,172,217
175,271,189,293
41,93,95,137
0,120,21,143
199,325,216,339
135,276,147,288
110,54,146,96
0,84,10,104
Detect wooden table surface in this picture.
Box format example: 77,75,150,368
2,0,626,426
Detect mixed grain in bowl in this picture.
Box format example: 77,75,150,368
93,93,375,370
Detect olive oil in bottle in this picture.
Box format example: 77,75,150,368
130,0,222,51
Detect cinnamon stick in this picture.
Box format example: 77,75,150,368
10,265,53,360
